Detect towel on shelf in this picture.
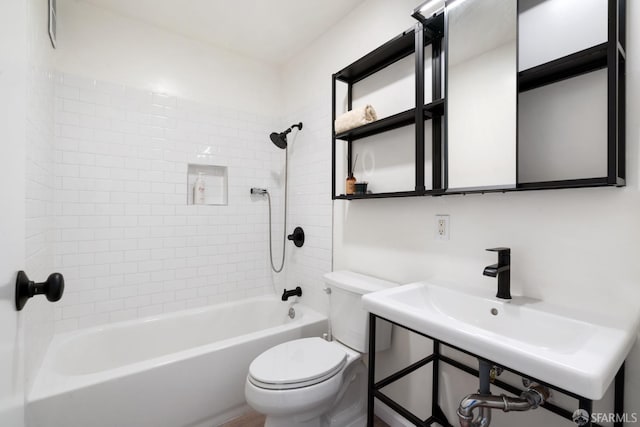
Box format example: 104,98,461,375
335,105,378,134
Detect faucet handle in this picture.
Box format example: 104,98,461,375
486,248,510,267
486,247,510,254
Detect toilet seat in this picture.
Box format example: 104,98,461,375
248,337,347,390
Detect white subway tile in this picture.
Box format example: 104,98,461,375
79,89,110,105
109,309,137,323
110,286,137,299
63,100,96,116
95,251,124,264
55,318,79,333
78,240,109,253
151,291,174,305
152,93,177,108
110,262,138,275
53,73,286,332
123,272,150,286
110,192,139,204
56,84,80,100
95,299,124,314
77,313,110,329
62,303,94,319
79,115,111,130
137,305,163,318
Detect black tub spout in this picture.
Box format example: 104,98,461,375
281,286,302,301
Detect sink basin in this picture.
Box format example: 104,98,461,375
362,281,640,400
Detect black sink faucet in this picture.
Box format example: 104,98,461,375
483,248,511,300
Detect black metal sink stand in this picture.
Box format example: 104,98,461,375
367,313,626,427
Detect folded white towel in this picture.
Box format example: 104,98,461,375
335,105,378,134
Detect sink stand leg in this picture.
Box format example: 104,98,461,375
367,313,376,427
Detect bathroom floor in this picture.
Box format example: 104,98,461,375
222,411,390,426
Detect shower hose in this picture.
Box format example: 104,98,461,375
267,142,288,273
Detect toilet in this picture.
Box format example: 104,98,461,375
244,271,396,427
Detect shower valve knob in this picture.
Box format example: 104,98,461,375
287,227,305,248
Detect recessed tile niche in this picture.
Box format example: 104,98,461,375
187,164,228,206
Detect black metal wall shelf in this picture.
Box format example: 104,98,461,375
335,190,421,200
331,15,445,200
335,28,416,84
518,43,608,92
335,109,415,141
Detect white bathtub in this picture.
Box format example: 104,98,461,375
27,296,327,427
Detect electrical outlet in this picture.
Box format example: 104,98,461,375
435,215,450,240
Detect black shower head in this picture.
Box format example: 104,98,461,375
269,122,303,149
270,131,288,149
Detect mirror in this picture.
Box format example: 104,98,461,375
445,0,517,190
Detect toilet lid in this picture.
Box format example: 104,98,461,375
248,337,347,390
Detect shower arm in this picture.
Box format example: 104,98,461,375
280,123,302,137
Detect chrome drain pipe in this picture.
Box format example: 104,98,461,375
457,384,549,427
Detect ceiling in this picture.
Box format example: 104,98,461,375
78,0,367,64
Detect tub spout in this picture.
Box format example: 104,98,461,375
457,385,549,427
281,286,302,301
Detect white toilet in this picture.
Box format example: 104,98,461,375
244,271,396,427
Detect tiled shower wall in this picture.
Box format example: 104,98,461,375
283,105,333,314
53,73,286,332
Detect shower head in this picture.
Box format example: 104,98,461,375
269,122,303,149
270,132,288,149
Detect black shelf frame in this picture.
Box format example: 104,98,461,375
335,109,415,142
366,313,627,427
334,190,420,201
518,43,608,92
332,0,624,200
334,29,416,85
511,0,626,193
332,13,445,200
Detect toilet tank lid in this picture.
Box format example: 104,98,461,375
323,271,397,294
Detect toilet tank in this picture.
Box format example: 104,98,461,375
324,271,396,353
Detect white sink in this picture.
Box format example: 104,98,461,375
362,281,640,400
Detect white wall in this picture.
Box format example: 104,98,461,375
282,0,640,424
54,0,282,116
1,0,57,422
24,0,57,393
0,0,28,424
